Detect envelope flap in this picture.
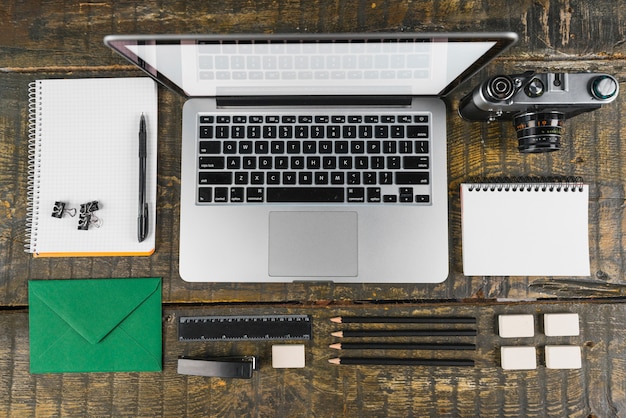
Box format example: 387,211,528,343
29,278,161,344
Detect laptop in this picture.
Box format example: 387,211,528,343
104,32,517,283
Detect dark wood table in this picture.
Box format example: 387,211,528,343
1,1,625,416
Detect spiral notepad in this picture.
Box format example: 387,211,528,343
461,178,590,276
26,78,158,257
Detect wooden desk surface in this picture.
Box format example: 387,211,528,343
1,0,625,416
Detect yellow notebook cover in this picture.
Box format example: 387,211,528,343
26,78,157,257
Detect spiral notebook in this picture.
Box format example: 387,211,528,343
26,78,158,257
461,178,590,276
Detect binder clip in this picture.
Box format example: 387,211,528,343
177,356,258,379
77,200,102,230
80,200,100,215
77,213,92,230
51,201,76,218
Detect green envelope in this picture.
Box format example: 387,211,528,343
29,278,162,374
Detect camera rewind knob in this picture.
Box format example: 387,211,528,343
591,75,618,100
484,75,515,102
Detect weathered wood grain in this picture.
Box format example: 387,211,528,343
1,300,625,417
1,0,626,414
0,1,625,306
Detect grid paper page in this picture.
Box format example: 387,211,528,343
30,78,157,256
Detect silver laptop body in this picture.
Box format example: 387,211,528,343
105,33,517,283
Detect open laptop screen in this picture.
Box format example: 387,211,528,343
105,33,517,98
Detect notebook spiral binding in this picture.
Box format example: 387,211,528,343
466,176,585,193
25,81,42,253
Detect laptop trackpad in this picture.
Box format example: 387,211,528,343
269,211,358,277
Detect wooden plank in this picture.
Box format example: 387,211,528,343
0,1,624,70
1,300,625,416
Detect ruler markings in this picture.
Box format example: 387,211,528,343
178,314,312,342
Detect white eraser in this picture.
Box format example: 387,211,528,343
272,344,306,368
498,314,535,338
545,345,582,369
501,346,537,370
544,313,579,337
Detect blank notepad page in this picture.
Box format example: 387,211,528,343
461,181,590,276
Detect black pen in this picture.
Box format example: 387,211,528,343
138,113,148,242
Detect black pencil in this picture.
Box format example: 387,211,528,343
330,316,476,324
329,342,476,351
331,329,477,338
328,357,475,367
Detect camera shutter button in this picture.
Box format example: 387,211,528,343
591,75,618,100
524,78,545,98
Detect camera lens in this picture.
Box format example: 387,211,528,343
514,111,565,153
484,75,515,101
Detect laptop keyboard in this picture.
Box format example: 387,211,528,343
196,112,431,204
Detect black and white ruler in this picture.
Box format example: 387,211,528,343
178,314,312,342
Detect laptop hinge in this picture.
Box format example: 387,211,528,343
216,95,413,107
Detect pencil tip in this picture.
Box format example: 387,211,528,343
328,358,340,365
331,331,343,338
329,343,341,350
330,317,342,323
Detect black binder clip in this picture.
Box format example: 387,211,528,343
80,200,100,215
77,200,102,230
77,213,92,230
51,201,76,218
177,356,258,379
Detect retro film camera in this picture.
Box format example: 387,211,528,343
458,71,619,153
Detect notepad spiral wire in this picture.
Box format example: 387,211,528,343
465,176,585,193
25,81,42,253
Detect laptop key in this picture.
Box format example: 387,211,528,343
415,140,429,153
287,141,300,153
199,157,225,169
199,141,220,154
311,126,324,138
367,187,381,202
267,172,280,184
230,187,244,202
399,187,414,202
407,125,429,138
199,172,232,184
396,172,429,184
246,187,264,202
214,187,228,202
198,187,212,202
347,187,365,202
216,126,229,138
227,156,240,169
235,172,249,184
263,126,277,138
403,156,429,169
200,126,213,138
267,187,344,202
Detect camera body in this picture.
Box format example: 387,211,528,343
459,71,619,152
